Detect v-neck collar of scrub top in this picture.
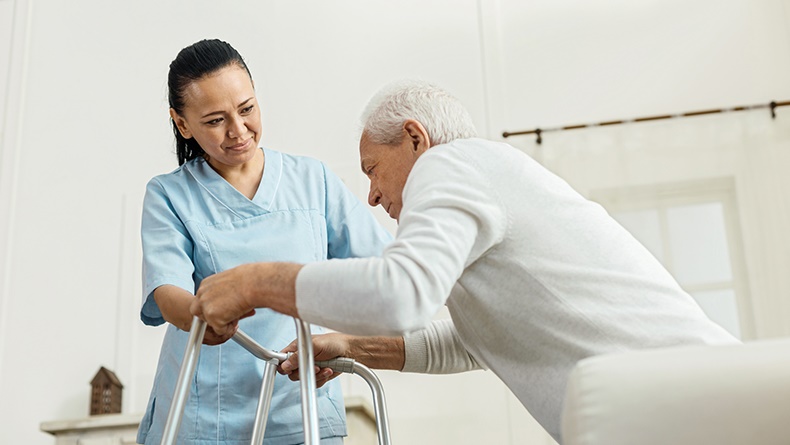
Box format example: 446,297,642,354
186,147,282,218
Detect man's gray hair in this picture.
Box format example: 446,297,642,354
361,80,477,146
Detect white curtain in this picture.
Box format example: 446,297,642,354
508,109,790,338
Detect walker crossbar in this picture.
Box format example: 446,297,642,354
160,316,392,445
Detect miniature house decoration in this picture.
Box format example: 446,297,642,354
90,366,123,415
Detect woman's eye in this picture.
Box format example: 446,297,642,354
206,118,223,125
241,105,254,114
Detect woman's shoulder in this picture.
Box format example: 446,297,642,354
144,161,194,192
265,147,329,179
267,147,324,167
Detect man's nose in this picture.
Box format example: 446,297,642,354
368,186,381,207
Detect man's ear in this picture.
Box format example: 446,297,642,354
170,108,192,139
403,119,431,155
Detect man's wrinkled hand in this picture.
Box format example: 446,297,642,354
278,333,351,387
191,264,257,336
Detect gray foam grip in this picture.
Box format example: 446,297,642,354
315,357,356,374
284,353,357,374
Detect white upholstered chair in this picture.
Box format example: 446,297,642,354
561,337,790,445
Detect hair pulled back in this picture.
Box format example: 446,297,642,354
168,39,252,165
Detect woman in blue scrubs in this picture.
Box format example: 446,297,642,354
136,39,391,445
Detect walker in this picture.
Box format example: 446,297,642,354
160,317,392,445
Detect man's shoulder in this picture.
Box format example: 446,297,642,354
411,139,492,185
424,138,525,167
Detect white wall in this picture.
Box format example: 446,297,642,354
1,1,789,444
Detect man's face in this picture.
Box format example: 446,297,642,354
359,128,425,221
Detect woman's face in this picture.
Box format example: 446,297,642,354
171,65,262,170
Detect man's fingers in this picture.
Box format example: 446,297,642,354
189,298,203,318
315,369,334,388
286,367,332,383
280,353,300,373
280,340,298,354
240,309,256,320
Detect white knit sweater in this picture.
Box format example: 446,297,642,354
296,138,737,441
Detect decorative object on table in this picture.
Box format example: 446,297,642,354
90,366,123,415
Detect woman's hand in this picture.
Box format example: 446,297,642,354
154,284,243,346
278,333,351,387
202,321,240,345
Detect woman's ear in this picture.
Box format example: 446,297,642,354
403,119,431,155
169,108,192,139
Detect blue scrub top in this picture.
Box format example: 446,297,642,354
138,148,391,445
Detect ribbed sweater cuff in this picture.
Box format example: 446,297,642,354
402,330,429,373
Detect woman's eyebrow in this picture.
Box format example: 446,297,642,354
201,97,254,119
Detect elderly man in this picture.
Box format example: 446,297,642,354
191,80,737,442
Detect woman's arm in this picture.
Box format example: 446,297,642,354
153,285,196,331
155,284,239,345
322,162,393,260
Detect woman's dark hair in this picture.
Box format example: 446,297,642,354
168,39,252,165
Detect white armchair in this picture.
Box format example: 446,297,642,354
561,337,790,445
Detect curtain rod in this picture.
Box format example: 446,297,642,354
502,100,790,144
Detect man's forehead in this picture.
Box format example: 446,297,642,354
358,133,376,156
359,131,372,147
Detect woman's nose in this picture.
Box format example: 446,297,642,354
228,117,246,138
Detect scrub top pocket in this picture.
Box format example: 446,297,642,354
189,209,326,277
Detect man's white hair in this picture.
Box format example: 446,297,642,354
361,80,477,146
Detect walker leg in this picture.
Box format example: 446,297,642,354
352,363,392,445
295,319,321,445
161,322,392,445
250,358,279,445
160,317,207,445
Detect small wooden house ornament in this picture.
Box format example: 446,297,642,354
90,366,123,415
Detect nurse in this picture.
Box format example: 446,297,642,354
137,39,391,445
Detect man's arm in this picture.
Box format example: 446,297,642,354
278,319,481,386
280,333,405,373
192,147,505,338
402,319,482,374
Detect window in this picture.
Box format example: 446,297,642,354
592,178,752,339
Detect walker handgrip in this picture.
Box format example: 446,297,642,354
316,357,356,374
285,353,356,374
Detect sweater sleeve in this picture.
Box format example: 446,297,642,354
295,145,507,336
402,319,484,373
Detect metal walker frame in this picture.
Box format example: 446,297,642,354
160,317,392,445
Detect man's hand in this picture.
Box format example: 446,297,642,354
191,264,258,336
192,262,302,336
278,333,351,387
